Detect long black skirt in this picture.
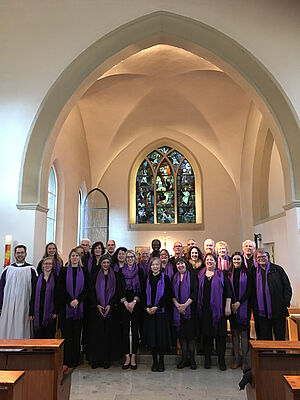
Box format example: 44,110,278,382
144,311,171,352
87,307,123,365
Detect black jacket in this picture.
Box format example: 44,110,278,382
252,263,292,319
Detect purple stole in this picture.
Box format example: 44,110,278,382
139,260,150,278
162,262,174,281
229,268,248,325
256,263,272,319
172,270,191,328
243,254,257,269
34,271,55,331
197,268,224,328
87,253,94,274
53,259,61,276
95,268,116,318
122,263,141,291
146,273,165,313
66,266,84,320
218,256,230,271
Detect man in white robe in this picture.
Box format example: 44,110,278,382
0,245,37,339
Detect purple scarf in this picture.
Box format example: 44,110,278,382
172,270,191,328
139,260,150,277
229,268,248,325
162,262,174,281
146,273,165,313
256,263,272,319
218,256,230,271
197,268,224,328
122,263,140,291
66,266,84,320
95,268,116,318
87,253,94,274
114,263,122,272
53,259,61,276
34,272,55,331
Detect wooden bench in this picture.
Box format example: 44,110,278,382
0,340,72,400
247,341,300,400
284,376,300,400
0,371,25,400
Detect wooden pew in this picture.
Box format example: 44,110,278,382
247,341,300,400
284,376,300,400
0,340,72,400
0,371,25,400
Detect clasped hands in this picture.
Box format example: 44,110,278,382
124,300,136,313
175,301,187,315
231,301,240,314
97,304,111,317
146,306,158,314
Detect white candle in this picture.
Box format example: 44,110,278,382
5,235,12,245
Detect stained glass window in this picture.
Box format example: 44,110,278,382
136,147,196,224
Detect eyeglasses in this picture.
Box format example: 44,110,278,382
126,256,135,259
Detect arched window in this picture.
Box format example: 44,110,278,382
136,146,197,224
78,189,83,244
46,166,57,242
82,189,109,244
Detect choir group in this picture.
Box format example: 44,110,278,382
20,238,294,372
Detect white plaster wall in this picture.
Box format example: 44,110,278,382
99,134,241,255
268,142,285,216
255,209,300,306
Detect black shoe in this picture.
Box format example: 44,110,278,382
177,359,190,369
158,359,165,372
204,356,211,369
130,363,137,370
190,358,197,369
152,361,158,372
219,359,227,371
91,363,98,369
103,362,110,369
122,363,130,370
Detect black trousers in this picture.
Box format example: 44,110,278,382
34,318,57,339
255,316,286,340
60,317,83,367
121,305,140,354
203,335,226,360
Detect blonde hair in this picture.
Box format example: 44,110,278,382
125,249,137,263
215,241,229,254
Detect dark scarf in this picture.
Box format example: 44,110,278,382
197,268,224,328
87,253,94,274
53,259,61,276
229,268,248,325
95,268,116,318
34,271,55,331
139,260,150,277
172,270,191,328
122,263,140,291
162,262,174,281
146,272,165,313
256,262,272,319
66,266,84,320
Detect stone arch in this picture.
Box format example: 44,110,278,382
18,11,299,210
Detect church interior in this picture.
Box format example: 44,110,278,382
1,1,300,398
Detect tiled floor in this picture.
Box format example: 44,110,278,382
70,358,247,400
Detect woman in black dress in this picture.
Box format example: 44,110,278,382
186,246,204,275
172,257,198,369
58,248,88,367
159,249,175,281
215,241,230,272
113,247,127,272
30,257,58,338
197,253,232,370
37,242,63,275
118,249,144,369
227,252,251,370
84,241,105,275
87,254,122,369
144,257,172,372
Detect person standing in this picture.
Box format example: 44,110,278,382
58,248,88,367
172,257,198,369
252,248,292,340
37,242,63,275
197,253,232,370
0,245,37,339
30,257,58,338
144,257,172,372
242,240,256,271
106,240,116,258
